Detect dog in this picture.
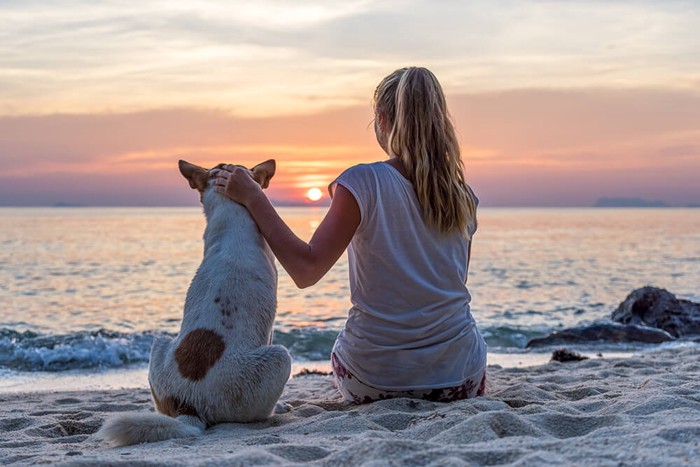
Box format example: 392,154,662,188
98,159,292,446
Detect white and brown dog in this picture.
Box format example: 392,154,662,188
99,160,291,446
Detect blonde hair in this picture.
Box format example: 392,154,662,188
374,67,478,237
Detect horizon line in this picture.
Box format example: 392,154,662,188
1,203,698,209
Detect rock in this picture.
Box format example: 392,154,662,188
526,287,700,348
610,286,700,338
526,322,674,348
551,349,589,362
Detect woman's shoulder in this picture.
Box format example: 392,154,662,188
336,161,386,184
330,163,379,199
341,161,384,176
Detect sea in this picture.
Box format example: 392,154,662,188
1,207,699,393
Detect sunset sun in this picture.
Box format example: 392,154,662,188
306,187,323,202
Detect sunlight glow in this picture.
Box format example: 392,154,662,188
306,187,323,201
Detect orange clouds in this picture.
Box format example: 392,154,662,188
0,106,378,205
447,89,700,206
1,88,699,207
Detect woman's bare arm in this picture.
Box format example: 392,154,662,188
215,166,360,288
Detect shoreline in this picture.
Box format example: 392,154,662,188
0,348,649,395
1,347,698,465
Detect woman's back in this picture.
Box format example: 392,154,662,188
331,161,485,390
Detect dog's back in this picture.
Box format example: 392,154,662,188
178,195,277,347
99,160,291,446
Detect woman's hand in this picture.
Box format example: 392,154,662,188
213,165,263,206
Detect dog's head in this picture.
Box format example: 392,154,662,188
178,159,276,200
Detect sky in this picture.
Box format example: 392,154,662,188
1,0,699,206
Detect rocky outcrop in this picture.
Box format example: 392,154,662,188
526,322,674,347
610,286,700,337
527,287,699,348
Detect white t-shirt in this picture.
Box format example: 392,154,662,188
330,161,486,391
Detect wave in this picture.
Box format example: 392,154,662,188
3,325,677,373
0,328,340,373
479,325,550,349
0,328,156,372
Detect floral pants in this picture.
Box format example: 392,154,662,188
331,352,486,405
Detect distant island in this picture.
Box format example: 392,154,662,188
594,197,669,208
17,198,694,209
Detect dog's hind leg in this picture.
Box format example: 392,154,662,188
221,344,292,422
147,335,174,410
245,344,292,419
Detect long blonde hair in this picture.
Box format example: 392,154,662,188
374,67,477,237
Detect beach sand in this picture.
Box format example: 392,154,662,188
1,347,698,466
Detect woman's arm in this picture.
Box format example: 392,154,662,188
215,166,360,289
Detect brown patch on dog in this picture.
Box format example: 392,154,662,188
174,328,226,381
151,388,199,418
162,397,199,418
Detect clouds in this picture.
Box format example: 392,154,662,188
0,0,378,115
1,0,698,116
1,1,698,205
0,104,378,205
1,87,698,206
449,87,700,206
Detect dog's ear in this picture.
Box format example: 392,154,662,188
251,159,276,189
179,160,209,191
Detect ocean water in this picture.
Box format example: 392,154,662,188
1,207,699,391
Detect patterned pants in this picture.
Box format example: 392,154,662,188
331,352,487,405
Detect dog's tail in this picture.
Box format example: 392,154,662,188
98,412,205,447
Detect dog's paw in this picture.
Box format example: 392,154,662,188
274,402,292,414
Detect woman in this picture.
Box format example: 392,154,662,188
215,67,486,403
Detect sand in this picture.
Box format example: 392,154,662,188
1,346,699,466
